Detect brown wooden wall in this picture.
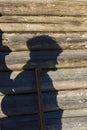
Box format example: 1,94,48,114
0,0,87,130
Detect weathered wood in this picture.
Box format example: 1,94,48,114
1,22,87,32
1,33,87,51
0,1,87,129
1,0,87,3
0,108,87,123
1,107,87,119
0,68,87,94
0,115,87,130
38,108,87,119
0,50,87,70
0,109,87,130
0,1,87,16
0,90,87,116
1,16,87,32
0,16,87,24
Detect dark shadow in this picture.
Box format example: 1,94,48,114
0,30,13,93
0,33,63,130
0,14,2,16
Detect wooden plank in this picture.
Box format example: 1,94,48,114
1,107,87,119
1,33,87,51
0,1,87,16
0,90,87,117
0,50,87,71
0,68,87,94
0,115,87,130
0,106,87,120
0,16,87,24
1,0,87,3
46,108,87,118
0,109,87,130
1,22,87,32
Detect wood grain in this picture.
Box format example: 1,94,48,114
0,0,87,129
1,107,87,119
0,90,87,117
1,22,87,32
0,1,87,16
1,33,87,51
0,68,87,94
1,16,87,32
0,50,87,70
1,0,87,3
0,115,87,130
0,16,87,24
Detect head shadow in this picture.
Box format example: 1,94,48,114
23,35,62,70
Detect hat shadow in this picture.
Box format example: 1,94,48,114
23,35,62,69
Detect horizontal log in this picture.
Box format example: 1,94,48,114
0,115,87,130
0,1,87,16
1,0,87,3
45,108,87,119
1,107,87,119
0,109,87,130
0,68,87,94
1,33,87,51
1,22,87,32
0,50,87,70
0,90,87,116
0,16,87,24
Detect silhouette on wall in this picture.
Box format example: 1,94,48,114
0,30,13,94
0,31,63,130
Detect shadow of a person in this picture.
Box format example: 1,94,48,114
1,34,63,130
26,35,63,130
0,30,13,94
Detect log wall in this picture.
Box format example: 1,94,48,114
0,0,87,130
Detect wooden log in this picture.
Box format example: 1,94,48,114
1,107,87,119
0,16,87,24
0,68,87,94
0,90,87,116
1,0,87,3
0,107,87,122
0,115,87,130
0,1,87,16
45,108,87,119
1,33,87,51
0,116,87,130
0,109,87,130
1,22,87,32
0,50,87,71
